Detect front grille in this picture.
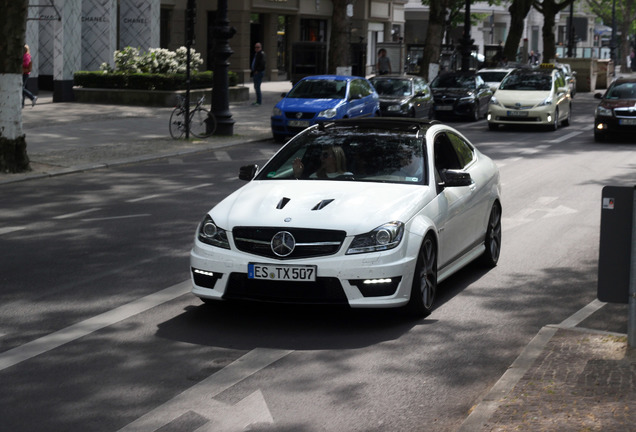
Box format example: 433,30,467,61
285,111,315,120
496,116,540,122
225,273,348,304
233,227,346,259
614,108,636,118
504,104,534,110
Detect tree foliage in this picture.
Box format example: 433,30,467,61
587,0,636,68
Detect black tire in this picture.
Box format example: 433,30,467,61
273,134,286,143
169,108,186,139
472,102,480,121
405,235,437,318
562,104,571,127
550,108,559,131
594,131,606,142
190,107,216,138
480,202,502,267
488,122,498,131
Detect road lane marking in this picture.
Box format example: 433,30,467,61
215,151,231,161
127,194,163,203
53,208,101,219
183,183,213,191
547,130,582,143
118,348,292,432
0,227,26,236
0,281,191,372
81,214,151,222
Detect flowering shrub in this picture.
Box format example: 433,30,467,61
100,46,203,74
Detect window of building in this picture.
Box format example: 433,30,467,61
301,19,327,42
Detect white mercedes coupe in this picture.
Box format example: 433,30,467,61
190,118,502,317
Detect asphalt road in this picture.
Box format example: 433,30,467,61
1,94,635,431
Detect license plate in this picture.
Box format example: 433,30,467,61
248,263,317,281
506,110,528,117
619,118,636,125
288,120,310,128
436,105,453,111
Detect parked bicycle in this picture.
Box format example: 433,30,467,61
169,95,217,139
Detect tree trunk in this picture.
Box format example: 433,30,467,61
535,0,575,64
328,0,351,74
0,0,30,173
420,0,446,81
503,0,534,62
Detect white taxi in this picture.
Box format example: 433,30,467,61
487,64,571,131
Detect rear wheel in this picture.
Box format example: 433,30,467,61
480,203,502,267
190,107,215,138
406,235,437,318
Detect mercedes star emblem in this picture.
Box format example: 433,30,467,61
271,231,295,257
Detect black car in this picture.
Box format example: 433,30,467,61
430,71,493,121
594,78,636,142
369,75,434,119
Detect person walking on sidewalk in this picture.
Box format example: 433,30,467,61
22,44,37,108
376,48,392,75
251,42,266,106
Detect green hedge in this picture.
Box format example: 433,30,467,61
74,70,239,90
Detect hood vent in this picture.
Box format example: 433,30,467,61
312,199,334,211
276,197,291,209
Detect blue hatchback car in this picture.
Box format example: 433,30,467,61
271,75,380,142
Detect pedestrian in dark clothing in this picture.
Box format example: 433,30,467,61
22,44,37,108
251,42,266,106
376,48,392,75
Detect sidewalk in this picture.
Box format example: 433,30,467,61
3,80,293,184
3,78,636,431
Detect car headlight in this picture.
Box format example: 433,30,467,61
346,221,404,254
595,105,612,117
317,108,338,118
272,107,282,116
459,94,475,102
538,96,553,106
198,215,230,249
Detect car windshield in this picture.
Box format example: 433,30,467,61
606,82,636,99
370,79,413,96
286,79,347,99
255,128,427,184
431,74,475,89
499,73,552,91
478,71,509,82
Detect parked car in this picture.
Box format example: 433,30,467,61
476,68,513,92
555,62,577,97
369,74,434,118
430,71,493,121
487,65,571,131
190,118,502,317
271,75,380,142
594,77,636,142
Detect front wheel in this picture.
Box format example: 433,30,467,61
561,104,571,127
550,108,559,131
472,102,480,121
190,107,216,138
169,108,186,139
480,203,502,267
405,235,437,318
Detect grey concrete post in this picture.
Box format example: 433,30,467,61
53,0,82,102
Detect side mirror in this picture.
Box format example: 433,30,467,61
558,87,569,94
281,92,287,98
594,93,603,99
440,169,473,188
239,164,258,181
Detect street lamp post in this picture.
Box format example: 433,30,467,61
211,0,236,135
567,2,574,58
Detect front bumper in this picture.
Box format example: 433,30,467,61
190,234,420,308
433,99,475,117
487,104,555,126
594,114,636,136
